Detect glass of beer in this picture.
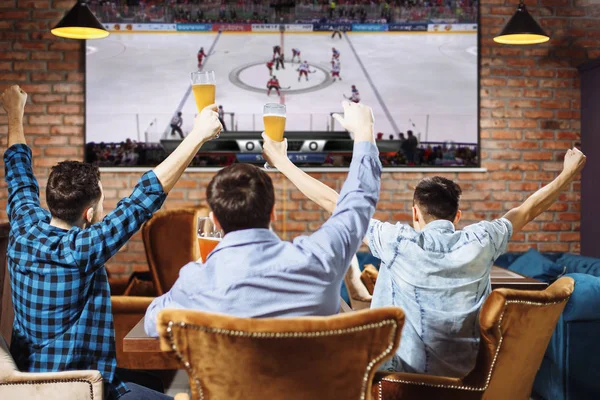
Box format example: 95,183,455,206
263,103,286,169
197,216,223,263
191,71,219,138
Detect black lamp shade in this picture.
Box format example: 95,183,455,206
494,3,549,45
51,2,109,40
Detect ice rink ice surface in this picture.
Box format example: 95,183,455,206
86,32,477,144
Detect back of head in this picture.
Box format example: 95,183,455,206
207,164,274,233
46,161,101,225
413,176,462,222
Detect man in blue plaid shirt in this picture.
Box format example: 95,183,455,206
2,85,222,399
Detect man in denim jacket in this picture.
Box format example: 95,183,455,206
264,139,586,377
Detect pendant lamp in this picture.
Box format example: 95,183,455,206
494,1,549,45
51,1,109,40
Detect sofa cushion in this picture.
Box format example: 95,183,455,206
556,253,600,277
496,252,563,269
561,273,600,322
508,248,565,283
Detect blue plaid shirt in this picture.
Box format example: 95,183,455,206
4,144,166,399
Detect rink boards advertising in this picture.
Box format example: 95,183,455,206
103,23,477,33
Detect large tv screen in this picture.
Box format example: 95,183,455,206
85,5,478,168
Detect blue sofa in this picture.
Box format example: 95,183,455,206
496,250,600,400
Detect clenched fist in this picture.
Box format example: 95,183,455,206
1,85,27,118
563,147,586,176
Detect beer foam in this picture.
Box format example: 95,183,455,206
263,114,286,118
198,236,221,241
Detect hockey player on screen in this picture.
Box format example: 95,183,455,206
297,61,311,82
274,53,285,70
331,62,341,82
331,47,340,63
197,47,207,68
331,27,342,39
291,48,301,63
344,85,360,103
266,59,274,76
267,75,281,96
273,45,281,59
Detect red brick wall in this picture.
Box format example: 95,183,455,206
1,0,598,278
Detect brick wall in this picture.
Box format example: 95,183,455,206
1,0,598,278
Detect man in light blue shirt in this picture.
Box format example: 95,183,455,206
267,141,586,378
145,101,381,337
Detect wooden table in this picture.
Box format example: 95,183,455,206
123,318,181,370
123,269,546,369
490,265,547,291
124,297,354,361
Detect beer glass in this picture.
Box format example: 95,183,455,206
191,71,219,138
197,216,223,263
263,103,286,169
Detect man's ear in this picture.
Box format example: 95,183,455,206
453,210,462,226
271,207,277,222
412,206,419,223
83,207,94,227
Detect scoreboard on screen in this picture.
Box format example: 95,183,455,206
160,131,402,166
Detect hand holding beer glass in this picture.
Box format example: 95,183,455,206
191,71,219,138
197,216,224,263
263,103,286,169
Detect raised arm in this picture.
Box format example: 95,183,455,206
263,102,375,246
2,86,46,230
503,148,586,235
2,85,27,147
278,102,380,277
153,105,221,193
263,133,339,214
77,106,222,269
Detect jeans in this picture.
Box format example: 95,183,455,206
118,383,173,400
106,369,174,400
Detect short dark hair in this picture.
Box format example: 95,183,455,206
46,161,102,225
207,164,274,233
413,176,462,222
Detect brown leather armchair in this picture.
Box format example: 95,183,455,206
157,307,405,400
142,208,208,295
371,277,575,400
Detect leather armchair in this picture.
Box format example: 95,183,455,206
142,208,208,295
157,307,405,400
371,277,575,400
0,335,103,399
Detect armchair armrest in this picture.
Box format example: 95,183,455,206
4,369,103,399
372,371,479,400
562,273,600,322
111,296,154,314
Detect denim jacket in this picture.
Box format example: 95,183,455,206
367,218,513,377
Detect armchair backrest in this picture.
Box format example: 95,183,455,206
463,277,575,398
158,307,405,400
142,208,207,295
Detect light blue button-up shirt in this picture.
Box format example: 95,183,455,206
367,218,513,377
145,142,381,337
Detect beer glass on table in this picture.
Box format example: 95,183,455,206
191,71,219,138
197,216,223,263
263,103,286,169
